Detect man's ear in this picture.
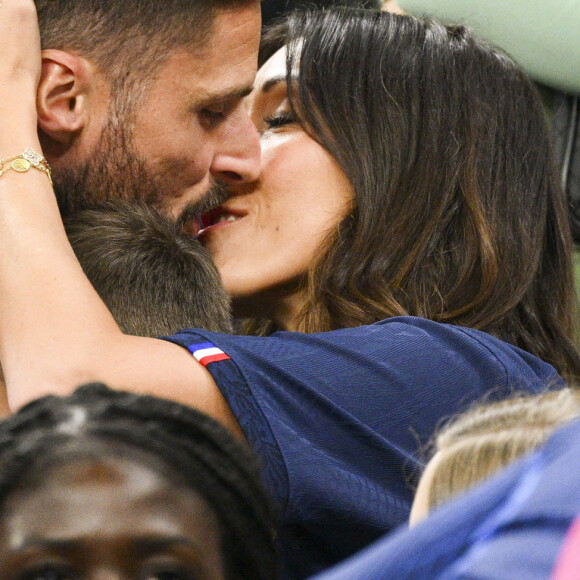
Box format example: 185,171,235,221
37,50,94,146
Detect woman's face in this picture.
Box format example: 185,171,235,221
198,47,354,328
0,454,224,580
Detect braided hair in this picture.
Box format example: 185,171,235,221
0,383,278,580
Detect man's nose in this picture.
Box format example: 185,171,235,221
209,108,261,185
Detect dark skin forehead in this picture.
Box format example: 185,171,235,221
0,455,225,579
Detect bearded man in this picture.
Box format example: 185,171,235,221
35,0,261,221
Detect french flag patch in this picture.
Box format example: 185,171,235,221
188,342,231,367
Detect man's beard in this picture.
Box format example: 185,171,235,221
52,115,228,224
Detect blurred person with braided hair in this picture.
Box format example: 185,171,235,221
0,383,277,580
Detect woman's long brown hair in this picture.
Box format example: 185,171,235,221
249,9,580,380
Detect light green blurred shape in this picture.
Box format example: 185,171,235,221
398,0,580,94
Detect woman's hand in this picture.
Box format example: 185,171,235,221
0,0,41,86
382,1,405,14
0,0,42,153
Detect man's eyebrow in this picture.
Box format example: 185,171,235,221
197,85,254,106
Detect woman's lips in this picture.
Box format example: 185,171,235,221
197,207,245,238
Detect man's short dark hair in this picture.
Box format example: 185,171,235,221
36,0,257,95
64,201,233,336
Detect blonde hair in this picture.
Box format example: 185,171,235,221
424,388,580,513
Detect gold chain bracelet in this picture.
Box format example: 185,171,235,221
0,148,52,184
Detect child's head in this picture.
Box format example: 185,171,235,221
410,388,580,525
0,384,277,579
64,201,233,337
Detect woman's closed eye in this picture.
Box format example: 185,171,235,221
264,111,296,129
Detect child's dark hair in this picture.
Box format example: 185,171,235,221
0,383,277,580
64,201,233,336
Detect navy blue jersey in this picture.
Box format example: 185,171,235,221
312,415,580,580
162,316,562,579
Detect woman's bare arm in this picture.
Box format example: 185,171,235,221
0,0,243,438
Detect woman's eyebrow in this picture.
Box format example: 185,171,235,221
261,75,289,93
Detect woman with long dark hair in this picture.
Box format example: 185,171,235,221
227,10,579,379
0,3,575,577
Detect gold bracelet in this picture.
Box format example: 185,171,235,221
0,148,52,184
